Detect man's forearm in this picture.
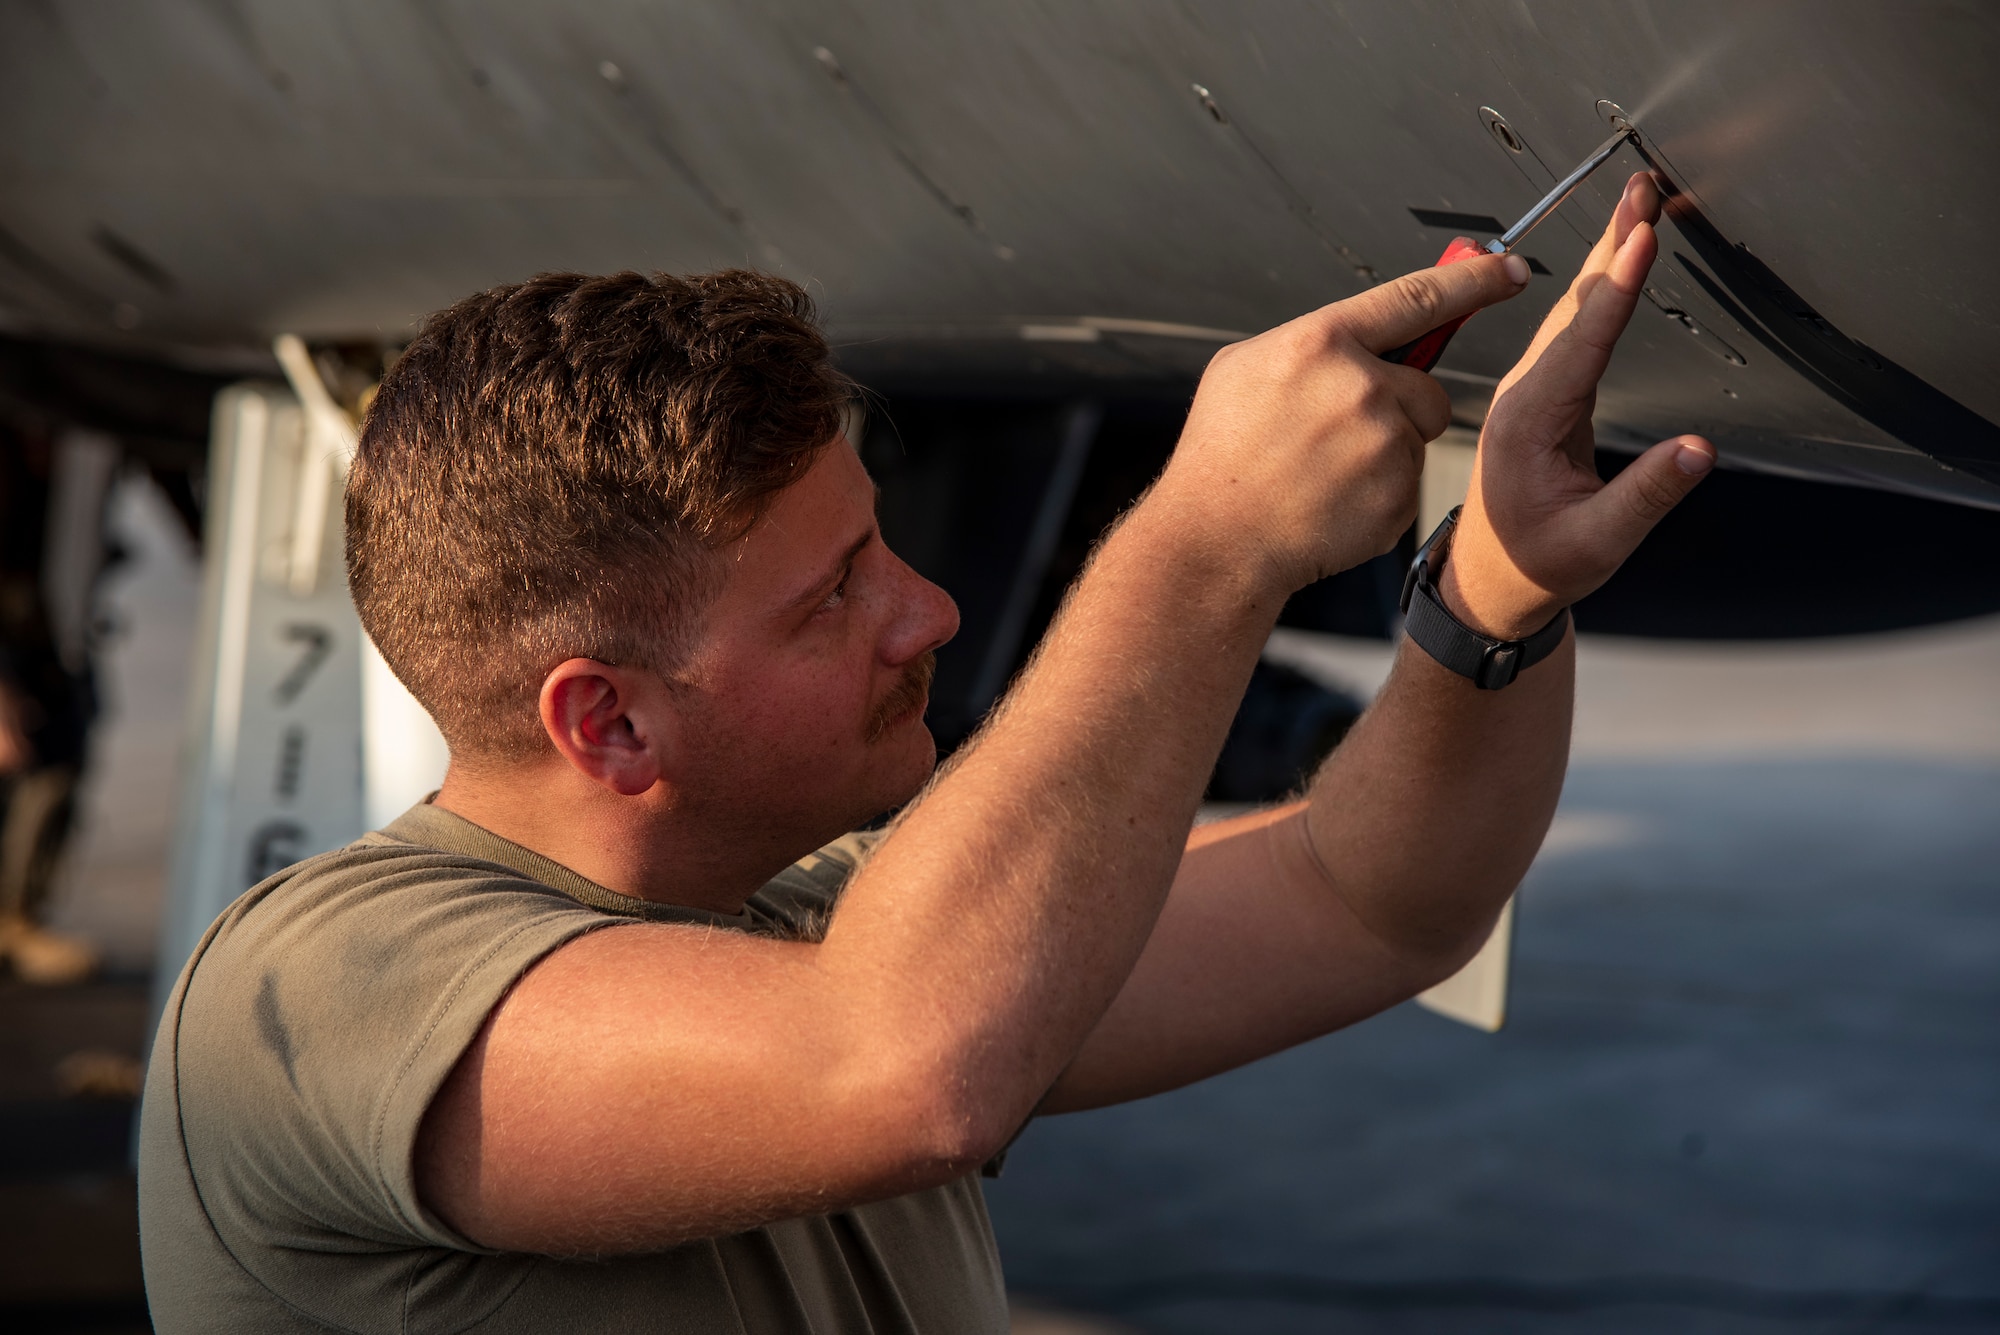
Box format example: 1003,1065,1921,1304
1005,181,1704,1121
821,500,1282,1152
1301,627,1573,971
810,250,1542,1154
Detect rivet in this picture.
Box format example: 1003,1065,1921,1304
1595,99,1634,132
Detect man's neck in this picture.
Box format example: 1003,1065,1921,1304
432,763,793,915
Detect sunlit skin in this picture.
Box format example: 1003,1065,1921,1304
415,174,1717,1257
665,445,956,847
435,442,958,913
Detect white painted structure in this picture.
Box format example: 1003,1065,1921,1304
1412,428,1513,1033
155,375,449,1003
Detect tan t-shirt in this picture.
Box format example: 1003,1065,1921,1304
139,803,1008,1334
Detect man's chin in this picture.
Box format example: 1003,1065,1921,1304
874,718,938,807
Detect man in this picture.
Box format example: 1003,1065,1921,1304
140,175,1712,1332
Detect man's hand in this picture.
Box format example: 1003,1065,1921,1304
1043,177,1714,1113
1154,249,1532,594
1445,173,1717,639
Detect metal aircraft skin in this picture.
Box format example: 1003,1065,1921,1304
2,0,1997,511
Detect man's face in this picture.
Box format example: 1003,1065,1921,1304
666,441,959,854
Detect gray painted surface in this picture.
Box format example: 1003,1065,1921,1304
2,2,1997,504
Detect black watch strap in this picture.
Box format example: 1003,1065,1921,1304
1399,506,1569,690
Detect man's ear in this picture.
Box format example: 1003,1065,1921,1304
538,659,672,797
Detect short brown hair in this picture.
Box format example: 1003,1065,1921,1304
347,270,851,759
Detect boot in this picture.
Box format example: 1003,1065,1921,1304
0,914,99,985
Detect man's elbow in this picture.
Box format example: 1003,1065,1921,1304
861,1050,1023,1186
894,1107,1004,1186
1395,902,1511,991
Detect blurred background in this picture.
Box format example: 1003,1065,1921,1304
3,3,1998,1331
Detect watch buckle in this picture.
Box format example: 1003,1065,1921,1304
1476,643,1521,690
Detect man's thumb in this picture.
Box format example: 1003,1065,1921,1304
1583,435,1716,556
1336,249,1531,354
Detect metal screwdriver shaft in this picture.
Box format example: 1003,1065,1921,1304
1384,127,1638,371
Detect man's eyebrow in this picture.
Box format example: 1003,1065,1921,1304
782,528,874,611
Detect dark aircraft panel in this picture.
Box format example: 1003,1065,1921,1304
0,1,1995,505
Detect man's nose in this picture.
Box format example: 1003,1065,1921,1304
883,551,958,663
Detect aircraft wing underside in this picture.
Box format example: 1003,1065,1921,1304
2,0,1996,507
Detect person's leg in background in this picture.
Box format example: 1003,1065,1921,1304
0,762,95,985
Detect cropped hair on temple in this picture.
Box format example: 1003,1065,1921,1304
346,269,854,760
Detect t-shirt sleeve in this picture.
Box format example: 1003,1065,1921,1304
746,828,879,939
173,842,616,1262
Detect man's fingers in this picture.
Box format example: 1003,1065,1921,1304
1570,218,1658,358
1586,174,1661,275
1503,219,1658,415
1574,174,1662,293
1334,250,1531,354
1574,435,1715,561
1509,175,1662,374
1385,362,1454,446
1613,173,1662,248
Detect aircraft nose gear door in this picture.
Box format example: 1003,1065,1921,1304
1413,429,1514,1034
154,354,448,1018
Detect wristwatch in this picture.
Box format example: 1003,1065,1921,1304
1398,506,1569,690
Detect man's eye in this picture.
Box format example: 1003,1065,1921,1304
818,580,847,612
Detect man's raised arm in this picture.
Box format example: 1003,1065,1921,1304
1042,174,1716,1113
414,250,1533,1255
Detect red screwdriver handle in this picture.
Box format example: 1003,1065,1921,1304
1382,236,1489,371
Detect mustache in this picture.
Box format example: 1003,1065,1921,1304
866,651,937,742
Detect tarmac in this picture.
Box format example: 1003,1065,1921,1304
989,625,2000,1332
5,477,1998,1332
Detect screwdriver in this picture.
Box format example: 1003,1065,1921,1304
1384,126,1638,371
